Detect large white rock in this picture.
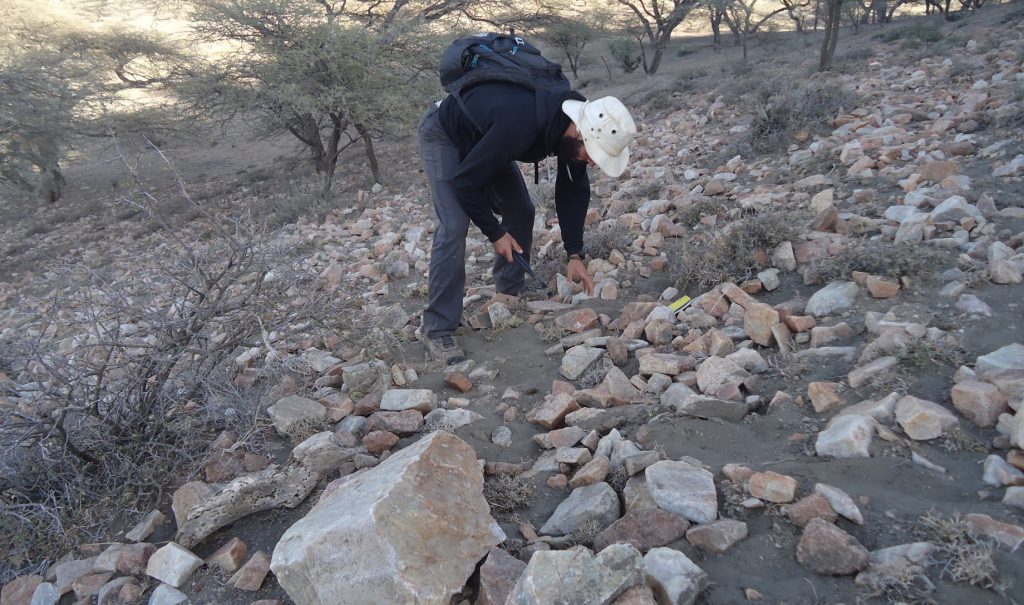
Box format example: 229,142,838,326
266,395,327,436
816,415,875,458
380,389,437,413
976,344,1024,378
560,346,606,380
147,584,189,605
695,356,749,395
643,547,708,605
895,395,959,440
271,432,503,605
805,282,860,317
146,543,203,589
645,461,718,524
506,544,644,605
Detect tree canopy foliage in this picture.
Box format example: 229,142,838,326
0,1,178,203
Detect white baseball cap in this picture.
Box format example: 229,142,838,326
561,96,637,178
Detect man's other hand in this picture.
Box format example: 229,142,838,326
492,233,523,263
567,258,594,295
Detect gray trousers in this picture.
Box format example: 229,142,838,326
417,104,535,338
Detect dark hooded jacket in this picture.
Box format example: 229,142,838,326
438,82,590,256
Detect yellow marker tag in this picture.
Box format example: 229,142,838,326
668,295,692,312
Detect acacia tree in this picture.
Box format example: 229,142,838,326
711,0,790,60
179,0,445,191
539,12,612,80
614,0,700,74
0,2,177,203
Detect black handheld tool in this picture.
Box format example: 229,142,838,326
512,251,555,297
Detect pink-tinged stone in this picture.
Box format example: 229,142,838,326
229,551,271,591
748,471,798,503
865,276,900,298
951,380,1010,427
808,382,845,413
207,537,247,573
362,430,399,454
526,394,581,430
477,548,527,605
685,519,748,553
115,543,157,576
366,410,423,436
443,372,473,393
721,283,757,309
895,396,959,440
848,357,897,389
784,315,817,332
592,508,690,553
0,576,42,605
743,302,779,347
796,518,869,575
611,585,658,605
721,464,754,483
964,513,1024,551
71,573,111,600
784,494,838,527
555,308,600,333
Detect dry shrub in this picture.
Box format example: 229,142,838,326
583,223,635,260
736,80,857,155
858,564,937,605
917,512,998,589
668,209,807,292
606,467,629,495
677,197,728,228
576,357,613,390
809,239,948,282
569,518,604,548
484,474,534,515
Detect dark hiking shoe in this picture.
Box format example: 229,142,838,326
422,334,466,365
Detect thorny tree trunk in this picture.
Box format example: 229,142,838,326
819,0,843,70
355,123,382,186
710,9,725,48
814,0,822,29
32,139,65,204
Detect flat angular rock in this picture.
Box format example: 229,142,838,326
71,573,111,600
2,576,42,605
611,585,658,605
957,294,993,316
848,356,897,389
976,344,1024,378
125,510,165,543
855,542,936,589
267,396,327,436
527,394,580,430
540,482,620,536
816,415,875,458
556,308,600,333
965,513,1024,550
865,276,900,298
784,494,837,527
506,544,644,605
808,382,845,413
29,582,59,605
695,356,749,395
670,393,748,423
813,484,863,525
748,471,797,503
952,380,1009,427
895,395,959,440
983,455,1024,486
477,548,526,605
115,544,156,576
271,432,502,605
805,282,859,317
228,551,271,591
742,302,779,347
54,559,96,595
147,584,189,605
366,410,423,436
643,548,707,605
592,508,690,553
560,346,606,381
380,389,436,413
570,455,610,488
146,543,203,589
638,354,692,376
685,519,748,553
796,518,869,576
623,475,657,514
623,452,662,476
645,460,718,524
207,537,247,573
1004,486,1024,510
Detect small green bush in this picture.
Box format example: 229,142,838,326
609,38,642,73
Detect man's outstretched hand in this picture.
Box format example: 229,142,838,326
492,233,523,263
567,257,595,295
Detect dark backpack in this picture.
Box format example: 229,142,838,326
438,33,572,135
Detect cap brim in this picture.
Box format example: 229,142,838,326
561,99,585,123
